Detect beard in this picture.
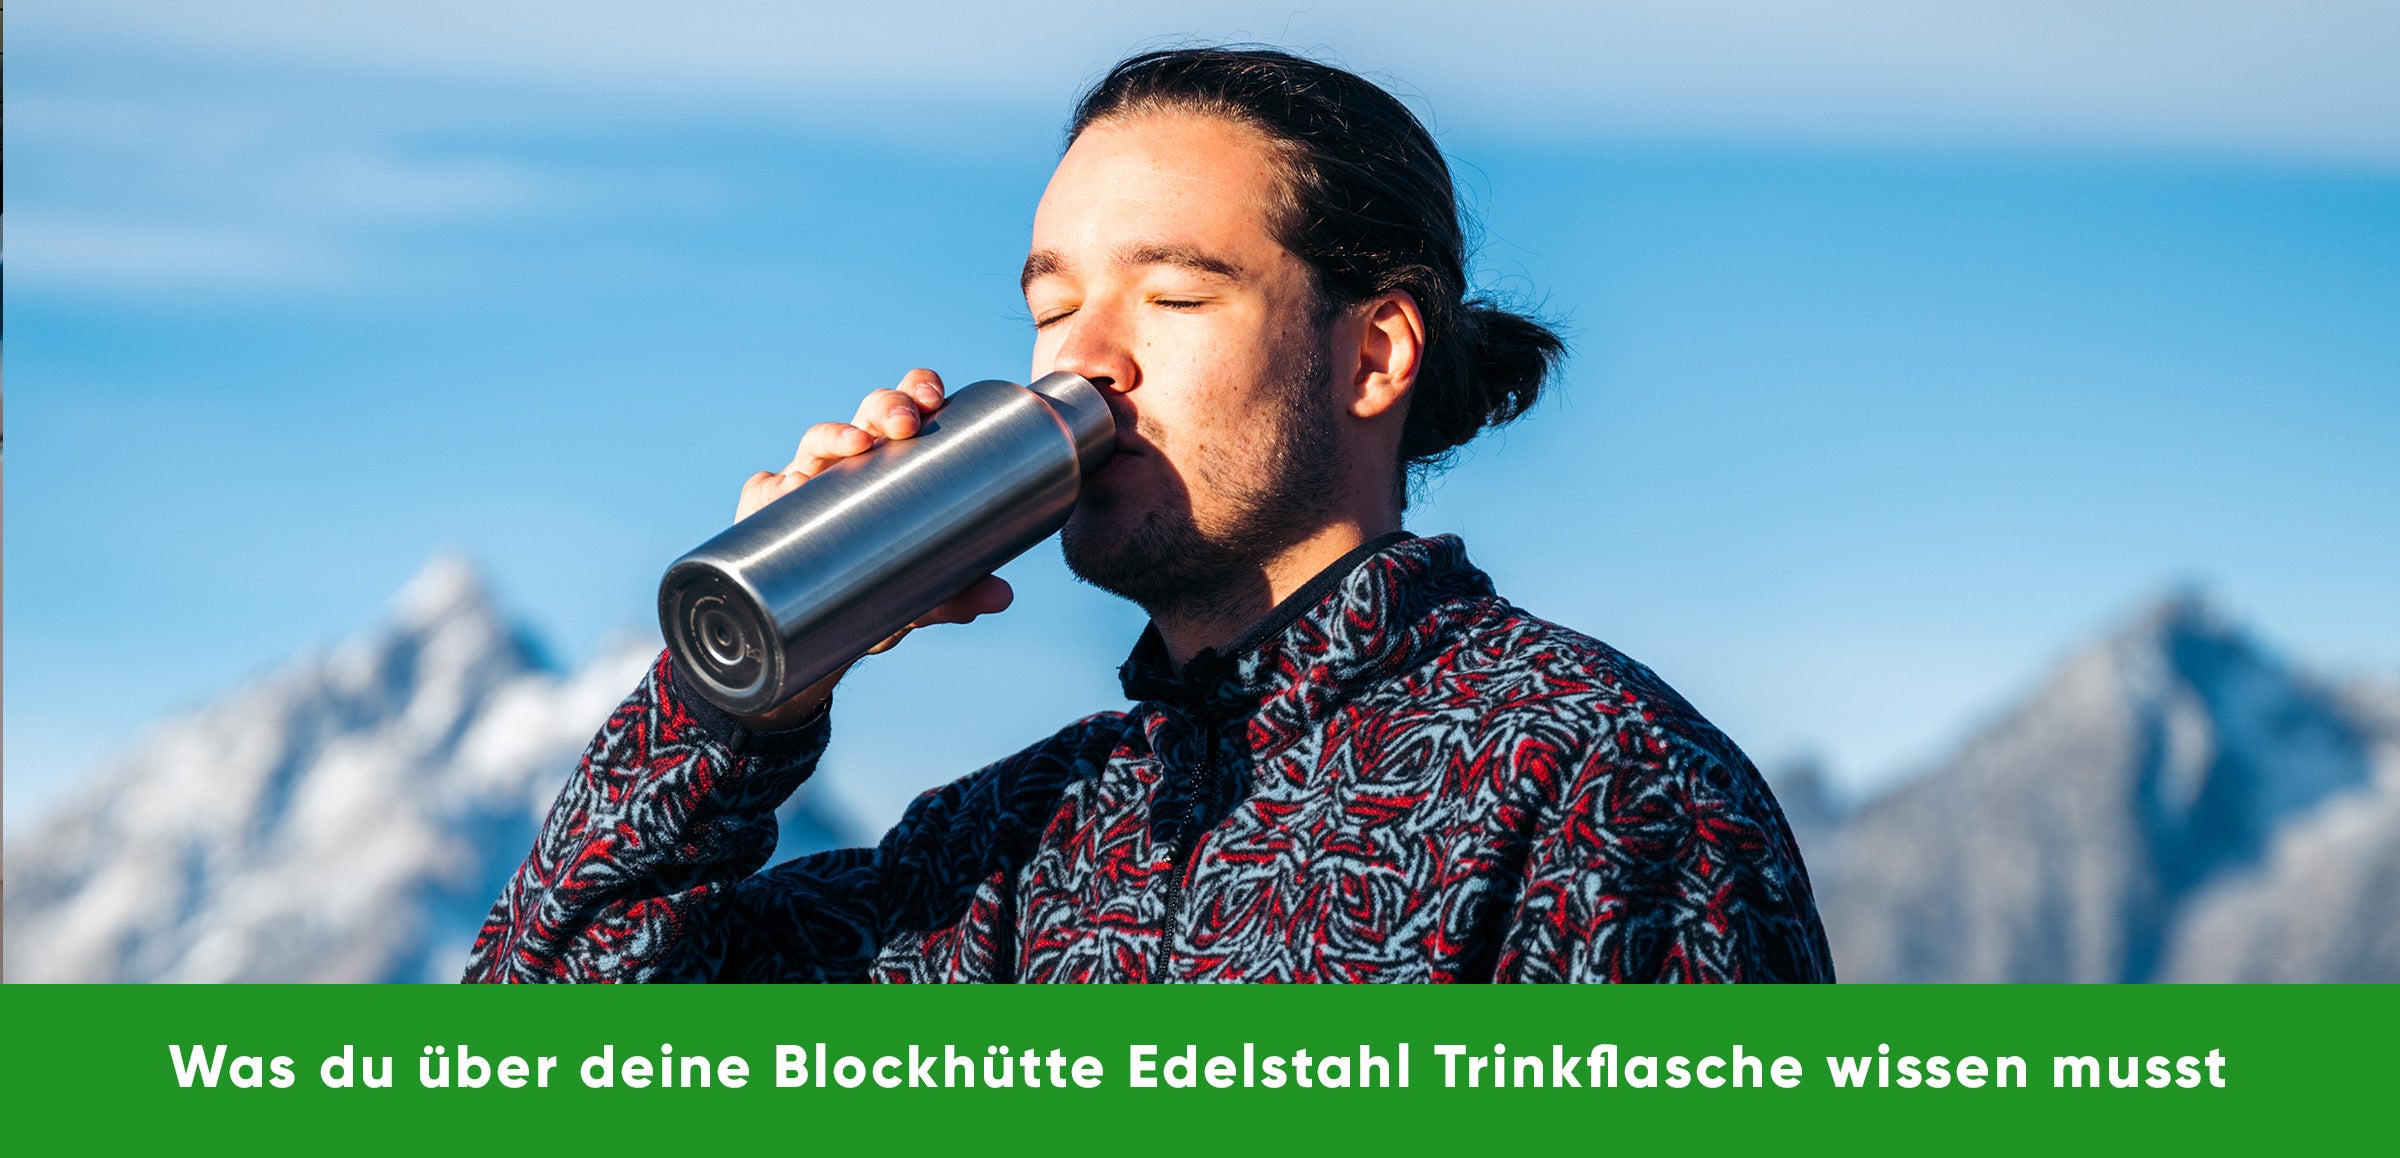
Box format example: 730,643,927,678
1059,338,1345,624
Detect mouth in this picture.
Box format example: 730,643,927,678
1107,426,1157,460
1094,448,1139,479
1087,443,1148,495
1095,394,1149,458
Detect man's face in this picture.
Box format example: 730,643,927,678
1024,111,1344,620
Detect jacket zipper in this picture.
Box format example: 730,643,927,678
1156,719,1213,983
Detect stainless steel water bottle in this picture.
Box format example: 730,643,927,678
658,371,1114,716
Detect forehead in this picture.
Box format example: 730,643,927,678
1030,111,1288,264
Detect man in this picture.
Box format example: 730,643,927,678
466,48,1833,983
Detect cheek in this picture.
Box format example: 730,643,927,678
1156,316,1271,384
1172,406,1276,491
1170,351,1295,451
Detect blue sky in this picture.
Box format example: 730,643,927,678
7,2,2398,834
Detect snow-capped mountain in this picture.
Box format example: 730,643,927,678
2,556,858,982
1804,595,2400,982
8,565,2391,983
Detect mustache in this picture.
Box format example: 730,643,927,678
1118,414,1168,455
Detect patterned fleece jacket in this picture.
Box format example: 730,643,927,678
464,532,1835,983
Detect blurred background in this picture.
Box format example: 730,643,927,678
5,1,2396,981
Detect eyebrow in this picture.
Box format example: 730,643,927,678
1121,242,1244,282
1020,242,1247,294
1020,249,1067,294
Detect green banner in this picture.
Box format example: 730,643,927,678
4,985,2383,1151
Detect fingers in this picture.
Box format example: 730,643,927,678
769,371,951,481
850,369,946,440
737,468,801,522
861,626,914,657
739,421,870,521
861,575,1012,656
788,421,875,476
895,367,945,414
846,390,916,441
732,368,958,542
915,574,1014,627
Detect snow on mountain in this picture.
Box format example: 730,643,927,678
2157,679,2400,981
1810,594,2399,982
2,556,859,982
9,563,2390,983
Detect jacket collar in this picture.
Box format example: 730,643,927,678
1116,532,1494,721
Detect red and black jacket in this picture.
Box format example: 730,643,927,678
465,533,1834,982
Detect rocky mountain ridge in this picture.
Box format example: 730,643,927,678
1796,595,2400,982
2,557,854,982
7,565,2391,982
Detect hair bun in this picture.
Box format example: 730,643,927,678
1398,297,1566,470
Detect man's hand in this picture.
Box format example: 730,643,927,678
727,368,1015,729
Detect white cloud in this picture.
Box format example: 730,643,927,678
10,91,564,222
5,87,569,295
12,1,2390,298
283,150,551,220
4,212,349,293
23,0,2400,166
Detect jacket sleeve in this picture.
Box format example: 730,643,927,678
1493,683,1838,984
462,651,881,982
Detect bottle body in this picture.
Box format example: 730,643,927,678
659,372,1113,715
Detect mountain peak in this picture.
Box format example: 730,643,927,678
1816,588,2392,982
2116,586,2235,652
1,555,677,982
390,551,495,631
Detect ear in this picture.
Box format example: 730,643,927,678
1346,291,1425,420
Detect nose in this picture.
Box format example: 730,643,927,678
1043,307,1139,397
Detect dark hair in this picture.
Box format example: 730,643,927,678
1068,48,1566,498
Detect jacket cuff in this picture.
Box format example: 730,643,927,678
661,650,832,761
